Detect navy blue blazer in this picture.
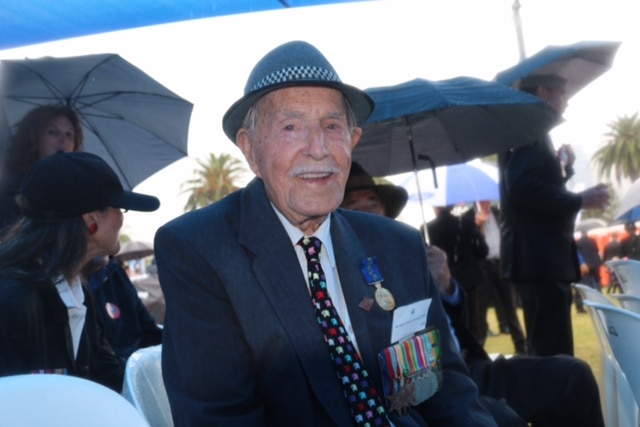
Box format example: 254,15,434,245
499,136,582,282
155,178,496,427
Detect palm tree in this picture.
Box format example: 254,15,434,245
181,153,247,211
592,113,640,184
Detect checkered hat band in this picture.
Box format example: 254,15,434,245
249,66,341,92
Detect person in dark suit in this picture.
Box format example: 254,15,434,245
475,200,526,354
499,74,610,357
0,152,160,392
342,173,605,427
603,232,624,293
574,230,603,311
603,232,623,262
621,221,640,260
155,41,496,427
576,230,602,290
427,205,489,345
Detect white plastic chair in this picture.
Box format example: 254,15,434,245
575,284,623,427
121,345,173,427
612,293,640,314
584,300,640,426
0,374,150,427
606,259,640,294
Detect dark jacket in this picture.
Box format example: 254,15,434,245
621,234,640,260
576,235,602,269
0,277,124,392
499,136,582,282
89,261,162,366
427,208,488,291
603,239,623,261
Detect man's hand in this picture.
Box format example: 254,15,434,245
557,144,576,167
580,183,610,210
427,245,453,295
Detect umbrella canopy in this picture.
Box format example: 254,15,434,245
575,218,608,233
0,53,193,190
115,241,154,262
615,177,640,223
390,160,499,208
495,40,622,99
351,76,559,177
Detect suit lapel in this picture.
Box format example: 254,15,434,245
237,179,352,424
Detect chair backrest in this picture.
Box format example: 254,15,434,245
121,344,174,427
574,283,616,306
606,259,640,294
583,301,640,408
0,374,150,427
575,284,623,426
611,294,640,314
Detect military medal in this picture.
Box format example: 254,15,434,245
361,257,395,311
378,329,443,414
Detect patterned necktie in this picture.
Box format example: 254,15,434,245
298,236,390,427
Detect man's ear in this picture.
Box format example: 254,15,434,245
236,129,260,177
350,127,362,150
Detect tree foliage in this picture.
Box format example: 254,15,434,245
592,113,640,184
180,153,247,212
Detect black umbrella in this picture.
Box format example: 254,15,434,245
115,241,154,262
351,76,559,178
0,53,193,190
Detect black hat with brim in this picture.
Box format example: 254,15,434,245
345,162,408,219
222,40,374,142
17,151,160,220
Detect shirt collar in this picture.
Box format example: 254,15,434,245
272,204,336,265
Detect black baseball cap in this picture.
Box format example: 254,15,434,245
17,151,160,220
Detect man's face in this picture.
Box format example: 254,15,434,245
341,188,386,217
538,86,568,115
237,86,361,229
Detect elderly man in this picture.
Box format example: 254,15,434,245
155,41,496,427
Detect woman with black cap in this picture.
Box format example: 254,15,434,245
0,151,159,392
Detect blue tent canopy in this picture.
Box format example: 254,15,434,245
0,0,367,50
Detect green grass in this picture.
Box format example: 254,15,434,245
484,303,602,379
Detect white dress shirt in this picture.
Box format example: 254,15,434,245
274,207,362,353
55,275,87,359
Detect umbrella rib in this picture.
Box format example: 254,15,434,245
8,62,68,104
79,105,189,153
69,55,118,103
83,118,135,190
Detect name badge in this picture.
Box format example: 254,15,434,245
390,299,431,344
